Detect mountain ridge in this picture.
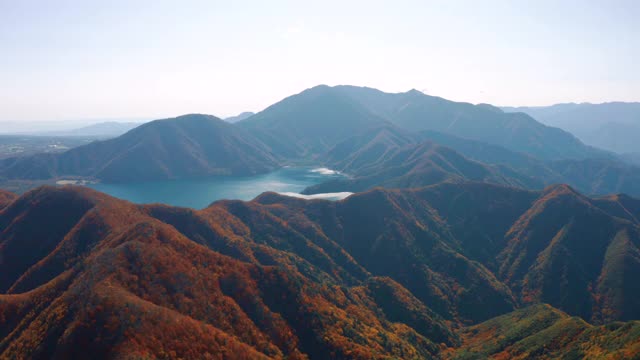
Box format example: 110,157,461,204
1,183,640,358
0,114,280,182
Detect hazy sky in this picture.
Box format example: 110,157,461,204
1,0,638,121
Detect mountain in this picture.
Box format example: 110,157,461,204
1,184,640,358
503,102,640,132
503,102,640,154
0,186,455,359
0,114,280,182
238,85,608,161
224,112,255,123
332,86,607,161
42,121,143,138
447,304,640,359
0,86,625,191
305,126,640,198
299,182,640,323
238,85,387,158
497,184,640,322
304,126,542,194
425,130,640,197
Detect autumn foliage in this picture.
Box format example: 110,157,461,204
1,183,640,358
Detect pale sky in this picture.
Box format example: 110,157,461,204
1,0,638,121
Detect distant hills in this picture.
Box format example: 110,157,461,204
1,183,639,358
42,121,142,137
503,102,640,154
224,111,255,123
0,114,280,182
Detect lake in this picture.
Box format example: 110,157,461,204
87,167,352,209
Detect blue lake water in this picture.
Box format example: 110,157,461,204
87,167,351,209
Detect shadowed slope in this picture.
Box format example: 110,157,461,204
307,126,640,198
0,190,15,210
333,85,607,161
499,185,640,322
260,183,640,324
0,186,456,359
253,189,518,322
239,85,386,158
0,114,280,182
305,127,542,195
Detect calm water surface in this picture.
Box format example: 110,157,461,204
87,167,349,209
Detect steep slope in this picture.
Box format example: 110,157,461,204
322,125,420,170
418,130,562,183
251,189,517,323
412,183,640,323
306,139,538,194
334,86,606,161
0,186,457,359
0,190,15,210
499,185,640,322
239,85,386,159
447,304,640,359
2,184,640,358
306,125,640,198
0,114,280,182
307,182,640,324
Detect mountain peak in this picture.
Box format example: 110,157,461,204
167,113,221,122
541,183,580,197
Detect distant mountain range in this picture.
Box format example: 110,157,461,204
0,183,638,358
224,111,255,123
503,102,640,154
41,121,143,137
0,119,149,136
0,114,280,182
3,85,640,200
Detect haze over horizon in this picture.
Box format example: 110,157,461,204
1,0,639,122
